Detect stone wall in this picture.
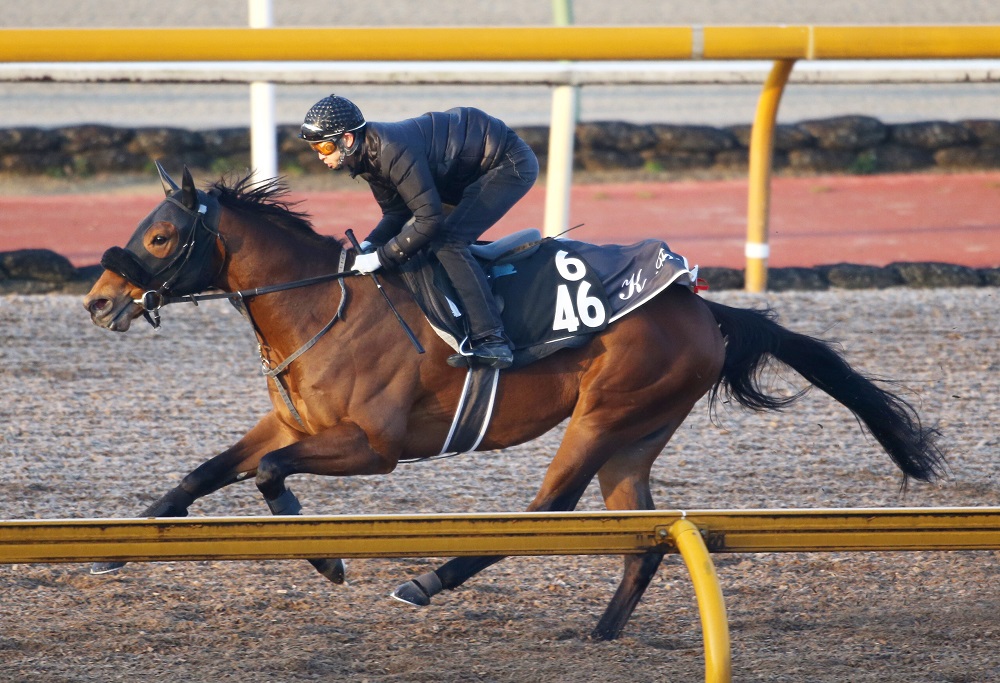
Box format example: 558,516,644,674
0,249,104,295
2,115,1000,179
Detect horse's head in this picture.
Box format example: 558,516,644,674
83,163,223,331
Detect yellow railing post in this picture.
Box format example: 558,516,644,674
745,58,795,293
669,519,731,683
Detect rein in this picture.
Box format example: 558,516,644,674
133,268,360,316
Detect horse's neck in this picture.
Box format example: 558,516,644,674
216,210,354,347
217,210,344,294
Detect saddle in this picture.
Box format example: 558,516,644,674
398,229,698,370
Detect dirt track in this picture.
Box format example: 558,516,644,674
2,171,1000,270
1,287,997,682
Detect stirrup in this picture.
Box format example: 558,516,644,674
447,352,472,368
446,352,513,370
447,336,513,369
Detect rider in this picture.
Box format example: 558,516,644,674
299,94,539,370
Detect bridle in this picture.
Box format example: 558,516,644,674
101,190,228,328
135,200,227,328
102,188,362,328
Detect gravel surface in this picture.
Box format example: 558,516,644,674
0,287,997,682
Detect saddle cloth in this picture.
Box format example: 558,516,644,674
399,231,697,368
396,231,697,458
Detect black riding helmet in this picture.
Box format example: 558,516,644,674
300,94,366,154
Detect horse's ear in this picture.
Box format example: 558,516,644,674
155,160,180,197
181,166,198,210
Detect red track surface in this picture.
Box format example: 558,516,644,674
2,172,998,269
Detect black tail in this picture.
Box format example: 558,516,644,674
703,299,945,488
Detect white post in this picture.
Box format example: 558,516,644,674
248,0,277,182
543,86,578,237
543,0,578,237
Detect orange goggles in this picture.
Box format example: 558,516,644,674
309,140,337,155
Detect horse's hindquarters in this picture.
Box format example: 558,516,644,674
483,286,724,452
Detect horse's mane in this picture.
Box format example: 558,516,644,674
209,173,341,246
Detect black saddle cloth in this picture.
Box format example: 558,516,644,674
399,231,696,369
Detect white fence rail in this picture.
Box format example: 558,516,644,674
3,59,1000,85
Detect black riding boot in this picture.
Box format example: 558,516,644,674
434,244,513,369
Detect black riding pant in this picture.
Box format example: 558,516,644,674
431,135,539,341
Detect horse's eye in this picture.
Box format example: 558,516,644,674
151,235,168,246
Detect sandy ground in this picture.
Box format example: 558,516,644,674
0,286,998,682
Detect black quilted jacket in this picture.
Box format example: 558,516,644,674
346,107,515,265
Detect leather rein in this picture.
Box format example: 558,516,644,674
134,266,359,323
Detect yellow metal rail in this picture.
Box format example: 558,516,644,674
2,507,997,683
745,59,795,293
0,511,659,563
671,519,732,683
2,26,1000,62
3,507,998,564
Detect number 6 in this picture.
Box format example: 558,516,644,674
555,250,586,282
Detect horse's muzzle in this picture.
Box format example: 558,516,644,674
84,291,141,332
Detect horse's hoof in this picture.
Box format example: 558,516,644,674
310,558,346,584
90,561,126,575
589,624,623,641
390,580,431,606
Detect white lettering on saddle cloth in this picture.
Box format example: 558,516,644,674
619,269,647,301
552,250,608,333
621,247,678,301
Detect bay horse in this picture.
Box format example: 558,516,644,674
82,167,944,640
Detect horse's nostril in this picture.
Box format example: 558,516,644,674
88,298,110,314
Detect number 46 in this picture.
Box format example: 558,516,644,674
552,250,606,333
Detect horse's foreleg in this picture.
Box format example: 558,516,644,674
253,422,399,585
256,482,346,584
91,411,293,575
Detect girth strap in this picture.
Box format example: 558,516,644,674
437,367,500,456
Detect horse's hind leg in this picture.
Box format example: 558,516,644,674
395,288,723,623
589,426,679,640
391,419,626,607
391,478,591,605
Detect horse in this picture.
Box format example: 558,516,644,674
82,166,945,640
